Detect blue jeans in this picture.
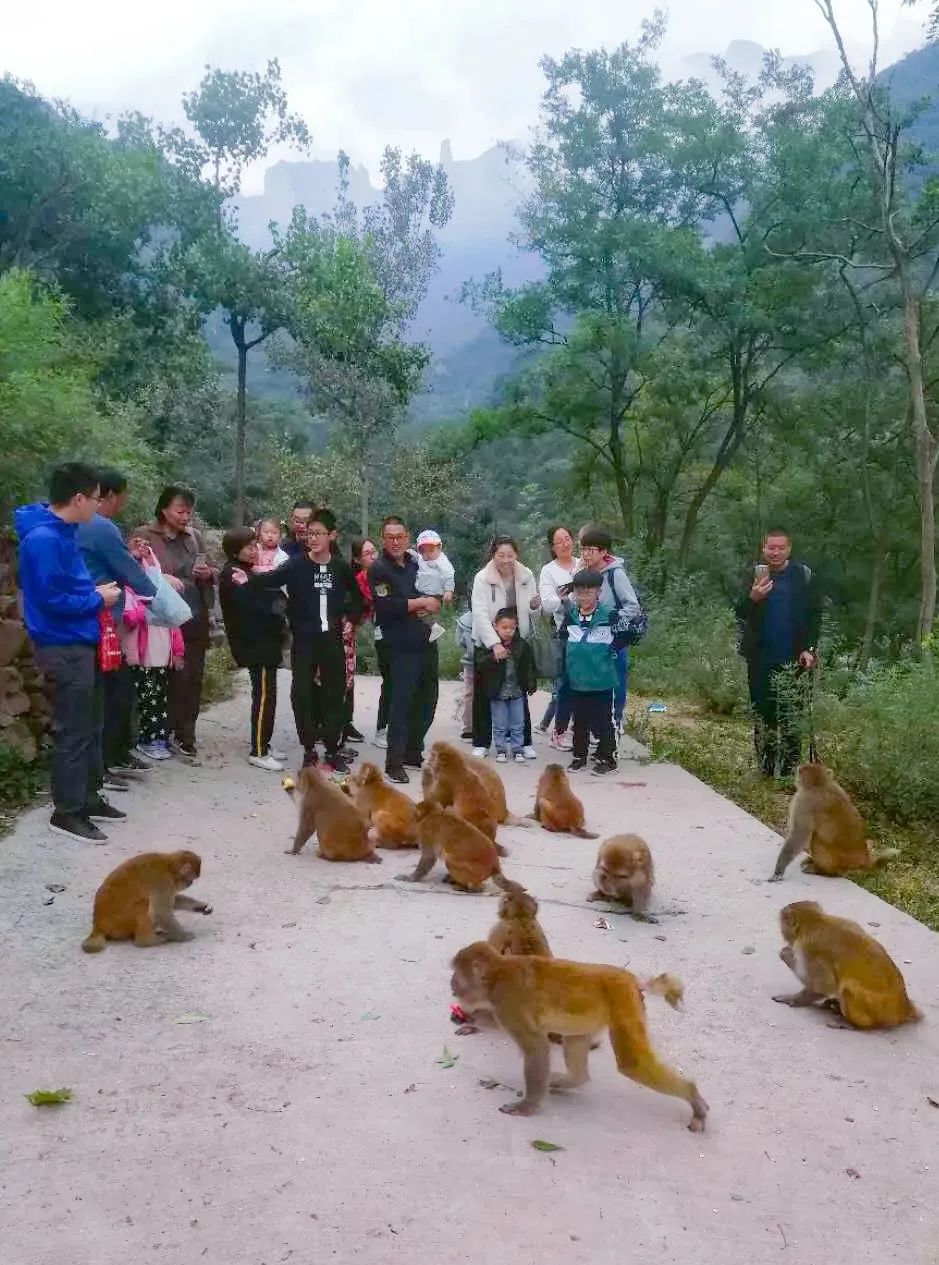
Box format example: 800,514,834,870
491,695,525,753
614,647,629,725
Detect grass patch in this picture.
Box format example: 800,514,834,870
200,642,240,707
629,696,939,931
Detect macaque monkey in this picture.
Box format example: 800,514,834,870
770,763,896,881
82,850,211,952
348,761,418,849
465,751,531,829
588,835,656,920
421,742,499,845
398,801,509,891
449,942,707,1131
773,900,922,1029
530,764,598,838
488,881,553,957
285,765,381,863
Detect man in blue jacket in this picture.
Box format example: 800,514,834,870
77,468,157,778
16,463,125,843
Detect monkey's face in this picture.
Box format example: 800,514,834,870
450,948,492,1009
173,851,202,888
780,900,822,941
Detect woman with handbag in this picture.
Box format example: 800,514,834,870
469,535,541,759
537,524,580,751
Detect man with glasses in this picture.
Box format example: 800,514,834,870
16,463,125,842
367,516,440,784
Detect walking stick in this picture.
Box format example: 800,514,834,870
805,667,819,764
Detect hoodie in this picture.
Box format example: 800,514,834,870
595,554,640,620
15,504,103,647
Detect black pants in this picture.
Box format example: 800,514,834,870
571,689,615,763
747,661,803,777
376,638,392,732
472,669,532,750
387,643,439,768
168,621,208,747
291,632,345,757
102,659,135,766
35,643,103,817
249,665,279,757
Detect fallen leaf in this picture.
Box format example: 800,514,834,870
436,1046,459,1069
654,934,667,942
845,1167,861,1180
174,1013,209,1025
26,1088,72,1106
45,883,66,893
478,1078,502,1090
315,895,331,905
926,1097,939,1109
593,917,611,931
281,922,297,929
531,1140,564,1153
360,1011,380,1021
41,896,55,906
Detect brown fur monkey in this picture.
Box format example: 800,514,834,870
422,742,500,845
450,942,707,1131
587,834,656,921
488,881,553,957
82,850,211,952
531,763,598,838
773,900,921,1029
348,761,419,849
399,802,508,891
770,763,896,881
466,751,531,828
285,765,381,863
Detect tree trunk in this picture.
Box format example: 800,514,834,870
901,290,939,644
360,461,370,539
857,541,887,670
232,324,248,529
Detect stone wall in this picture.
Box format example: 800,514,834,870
0,531,51,762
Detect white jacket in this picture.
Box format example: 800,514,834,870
539,557,581,630
471,559,538,648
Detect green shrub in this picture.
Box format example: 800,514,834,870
0,743,42,807
200,643,239,707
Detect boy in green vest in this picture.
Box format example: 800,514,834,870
562,569,624,775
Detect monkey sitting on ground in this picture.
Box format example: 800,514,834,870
398,801,509,891
285,765,381,863
421,742,500,847
450,942,707,1131
347,761,418,849
465,750,531,829
587,834,656,921
488,881,553,957
770,762,897,881
530,763,598,838
773,900,922,1029
82,850,211,952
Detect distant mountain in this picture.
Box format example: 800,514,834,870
678,38,843,91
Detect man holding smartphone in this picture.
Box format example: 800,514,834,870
735,528,822,778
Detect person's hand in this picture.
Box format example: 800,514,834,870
422,596,441,614
443,591,454,605
492,643,509,662
164,573,185,593
231,568,248,586
96,582,121,608
530,594,541,610
799,650,817,669
749,577,773,602
192,562,213,582
172,655,186,671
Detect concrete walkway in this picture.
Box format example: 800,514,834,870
1,675,937,1265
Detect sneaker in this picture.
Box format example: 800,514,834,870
513,752,527,764
302,749,319,768
591,758,617,776
373,730,388,749
521,746,538,761
460,730,473,743
50,812,107,843
102,775,129,793
344,725,365,744
323,753,352,775
109,754,151,775
471,747,488,758
249,754,285,772
136,742,171,762
550,730,573,751
86,797,127,824
403,754,424,770
536,722,550,735
386,765,409,785
338,746,360,761
569,758,588,772
268,746,288,762
169,738,198,760
429,622,445,643
495,751,508,764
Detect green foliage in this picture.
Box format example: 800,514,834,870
200,643,239,707
0,742,42,807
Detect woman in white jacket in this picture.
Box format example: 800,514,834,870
470,534,541,757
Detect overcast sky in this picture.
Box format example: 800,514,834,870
2,0,927,190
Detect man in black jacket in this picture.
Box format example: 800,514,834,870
734,528,822,777
368,516,440,784
245,508,363,774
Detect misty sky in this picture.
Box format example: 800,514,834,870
3,0,927,190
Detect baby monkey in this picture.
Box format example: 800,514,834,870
530,764,598,838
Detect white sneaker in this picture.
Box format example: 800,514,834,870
550,729,573,751
522,746,538,760
514,752,527,764
428,622,445,643
471,747,488,758
268,746,288,762
248,754,285,772
373,730,388,749
495,751,508,763
135,742,171,762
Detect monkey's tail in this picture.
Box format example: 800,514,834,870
504,813,533,829
81,930,107,954
492,871,522,894
640,972,684,1011
571,827,599,839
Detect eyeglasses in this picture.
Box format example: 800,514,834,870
384,533,407,542
307,528,330,538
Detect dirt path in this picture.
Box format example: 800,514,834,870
1,674,937,1265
